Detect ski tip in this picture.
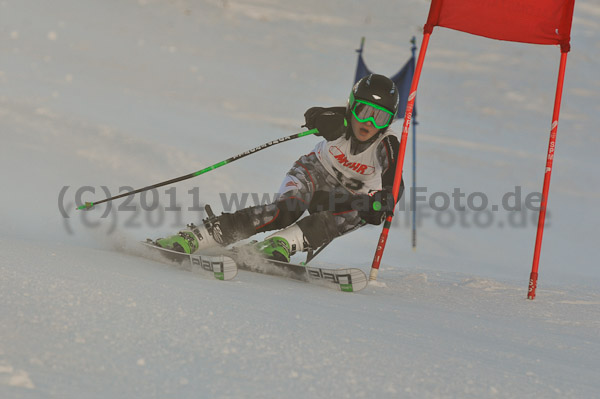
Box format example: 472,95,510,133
218,256,238,281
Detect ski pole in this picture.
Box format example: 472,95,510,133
77,128,318,210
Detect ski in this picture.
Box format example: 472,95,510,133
236,256,368,292
141,241,367,292
141,241,238,281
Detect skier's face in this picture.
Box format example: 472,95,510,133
351,116,379,142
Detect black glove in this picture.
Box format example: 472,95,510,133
303,107,326,129
353,189,395,225
303,107,346,141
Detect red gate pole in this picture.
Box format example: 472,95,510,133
369,32,431,281
528,51,569,300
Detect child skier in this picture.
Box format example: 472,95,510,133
156,74,404,262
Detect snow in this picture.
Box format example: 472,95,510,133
1,0,599,397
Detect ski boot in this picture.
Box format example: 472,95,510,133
154,227,200,254
155,205,232,254
154,221,219,254
254,224,308,263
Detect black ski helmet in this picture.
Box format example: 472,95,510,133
347,74,400,122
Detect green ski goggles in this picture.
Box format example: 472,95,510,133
351,100,395,129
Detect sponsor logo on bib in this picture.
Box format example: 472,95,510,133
329,146,375,176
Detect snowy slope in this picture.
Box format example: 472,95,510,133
1,0,600,397
2,237,600,398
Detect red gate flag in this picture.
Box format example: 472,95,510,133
424,0,575,51
369,0,577,300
